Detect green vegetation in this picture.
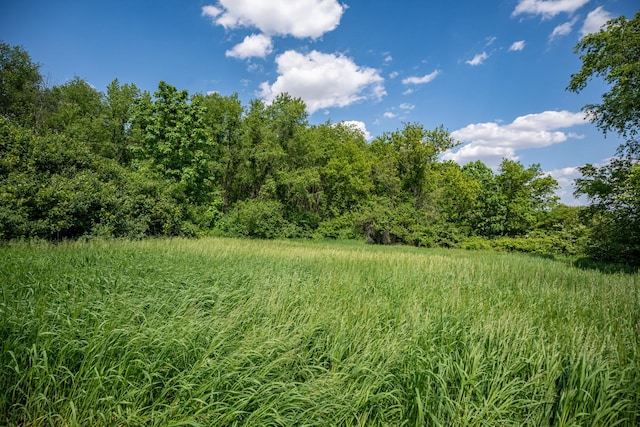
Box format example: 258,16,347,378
1,238,639,425
0,41,586,257
3,12,639,263
568,11,640,264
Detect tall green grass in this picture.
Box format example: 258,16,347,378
1,238,639,426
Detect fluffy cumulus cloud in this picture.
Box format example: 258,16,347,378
580,6,613,37
466,52,489,66
509,40,526,51
512,0,590,19
258,50,385,113
443,110,587,167
402,70,439,85
225,34,273,59
202,0,345,39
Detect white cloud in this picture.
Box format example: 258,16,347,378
443,110,588,167
403,88,414,95
384,55,393,63
549,18,578,40
485,36,498,47
340,120,372,140
389,71,399,79
466,52,489,66
202,0,345,39
580,6,613,37
258,50,385,113
509,40,526,51
399,103,415,110
202,5,223,19
383,112,397,119
509,110,587,130
225,34,273,59
402,70,439,85
247,63,264,72
512,0,590,19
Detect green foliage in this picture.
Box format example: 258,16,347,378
372,123,458,206
567,12,640,141
0,42,43,128
314,212,359,240
218,199,299,239
1,41,612,262
104,79,141,164
576,159,640,264
568,12,640,265
497,159,559,236
133,81,215,204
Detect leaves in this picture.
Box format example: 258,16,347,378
568,12,640,140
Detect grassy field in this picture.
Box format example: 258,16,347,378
1,237,639,426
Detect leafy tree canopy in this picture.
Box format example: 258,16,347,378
567,12,640,149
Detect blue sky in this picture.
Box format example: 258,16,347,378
2,0,637,204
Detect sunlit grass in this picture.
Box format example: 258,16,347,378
1,237,639,425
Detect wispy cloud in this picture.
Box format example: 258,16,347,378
402,70,439,85
509,40,526,51
512,0,590,19
466,52,489,66
549,18,578,41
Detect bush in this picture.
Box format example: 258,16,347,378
217,199,300,239
314,213,359,240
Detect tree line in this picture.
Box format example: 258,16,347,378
1,18,638,265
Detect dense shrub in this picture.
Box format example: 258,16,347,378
216,199,299,239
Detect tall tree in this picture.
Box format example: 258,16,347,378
567,12,640,151
104,79,141,164
496,160,558,237
0,42,43,129
372,123,458,207
197,92,245,206
568,12,640,264
133,82,214,203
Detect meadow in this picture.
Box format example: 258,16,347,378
1,237,639,426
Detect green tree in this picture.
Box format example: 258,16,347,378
462,161,506,237
0,42,43,128
197,92,245,206
133,82,214,204
497,159,559,237
43,77,111,157
433,160,480,228
104,79,141,164
575,159,640,263
372,123,458,207
240,99,285,201
567,12,640,148
315,122,372,217
568,11,640,264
